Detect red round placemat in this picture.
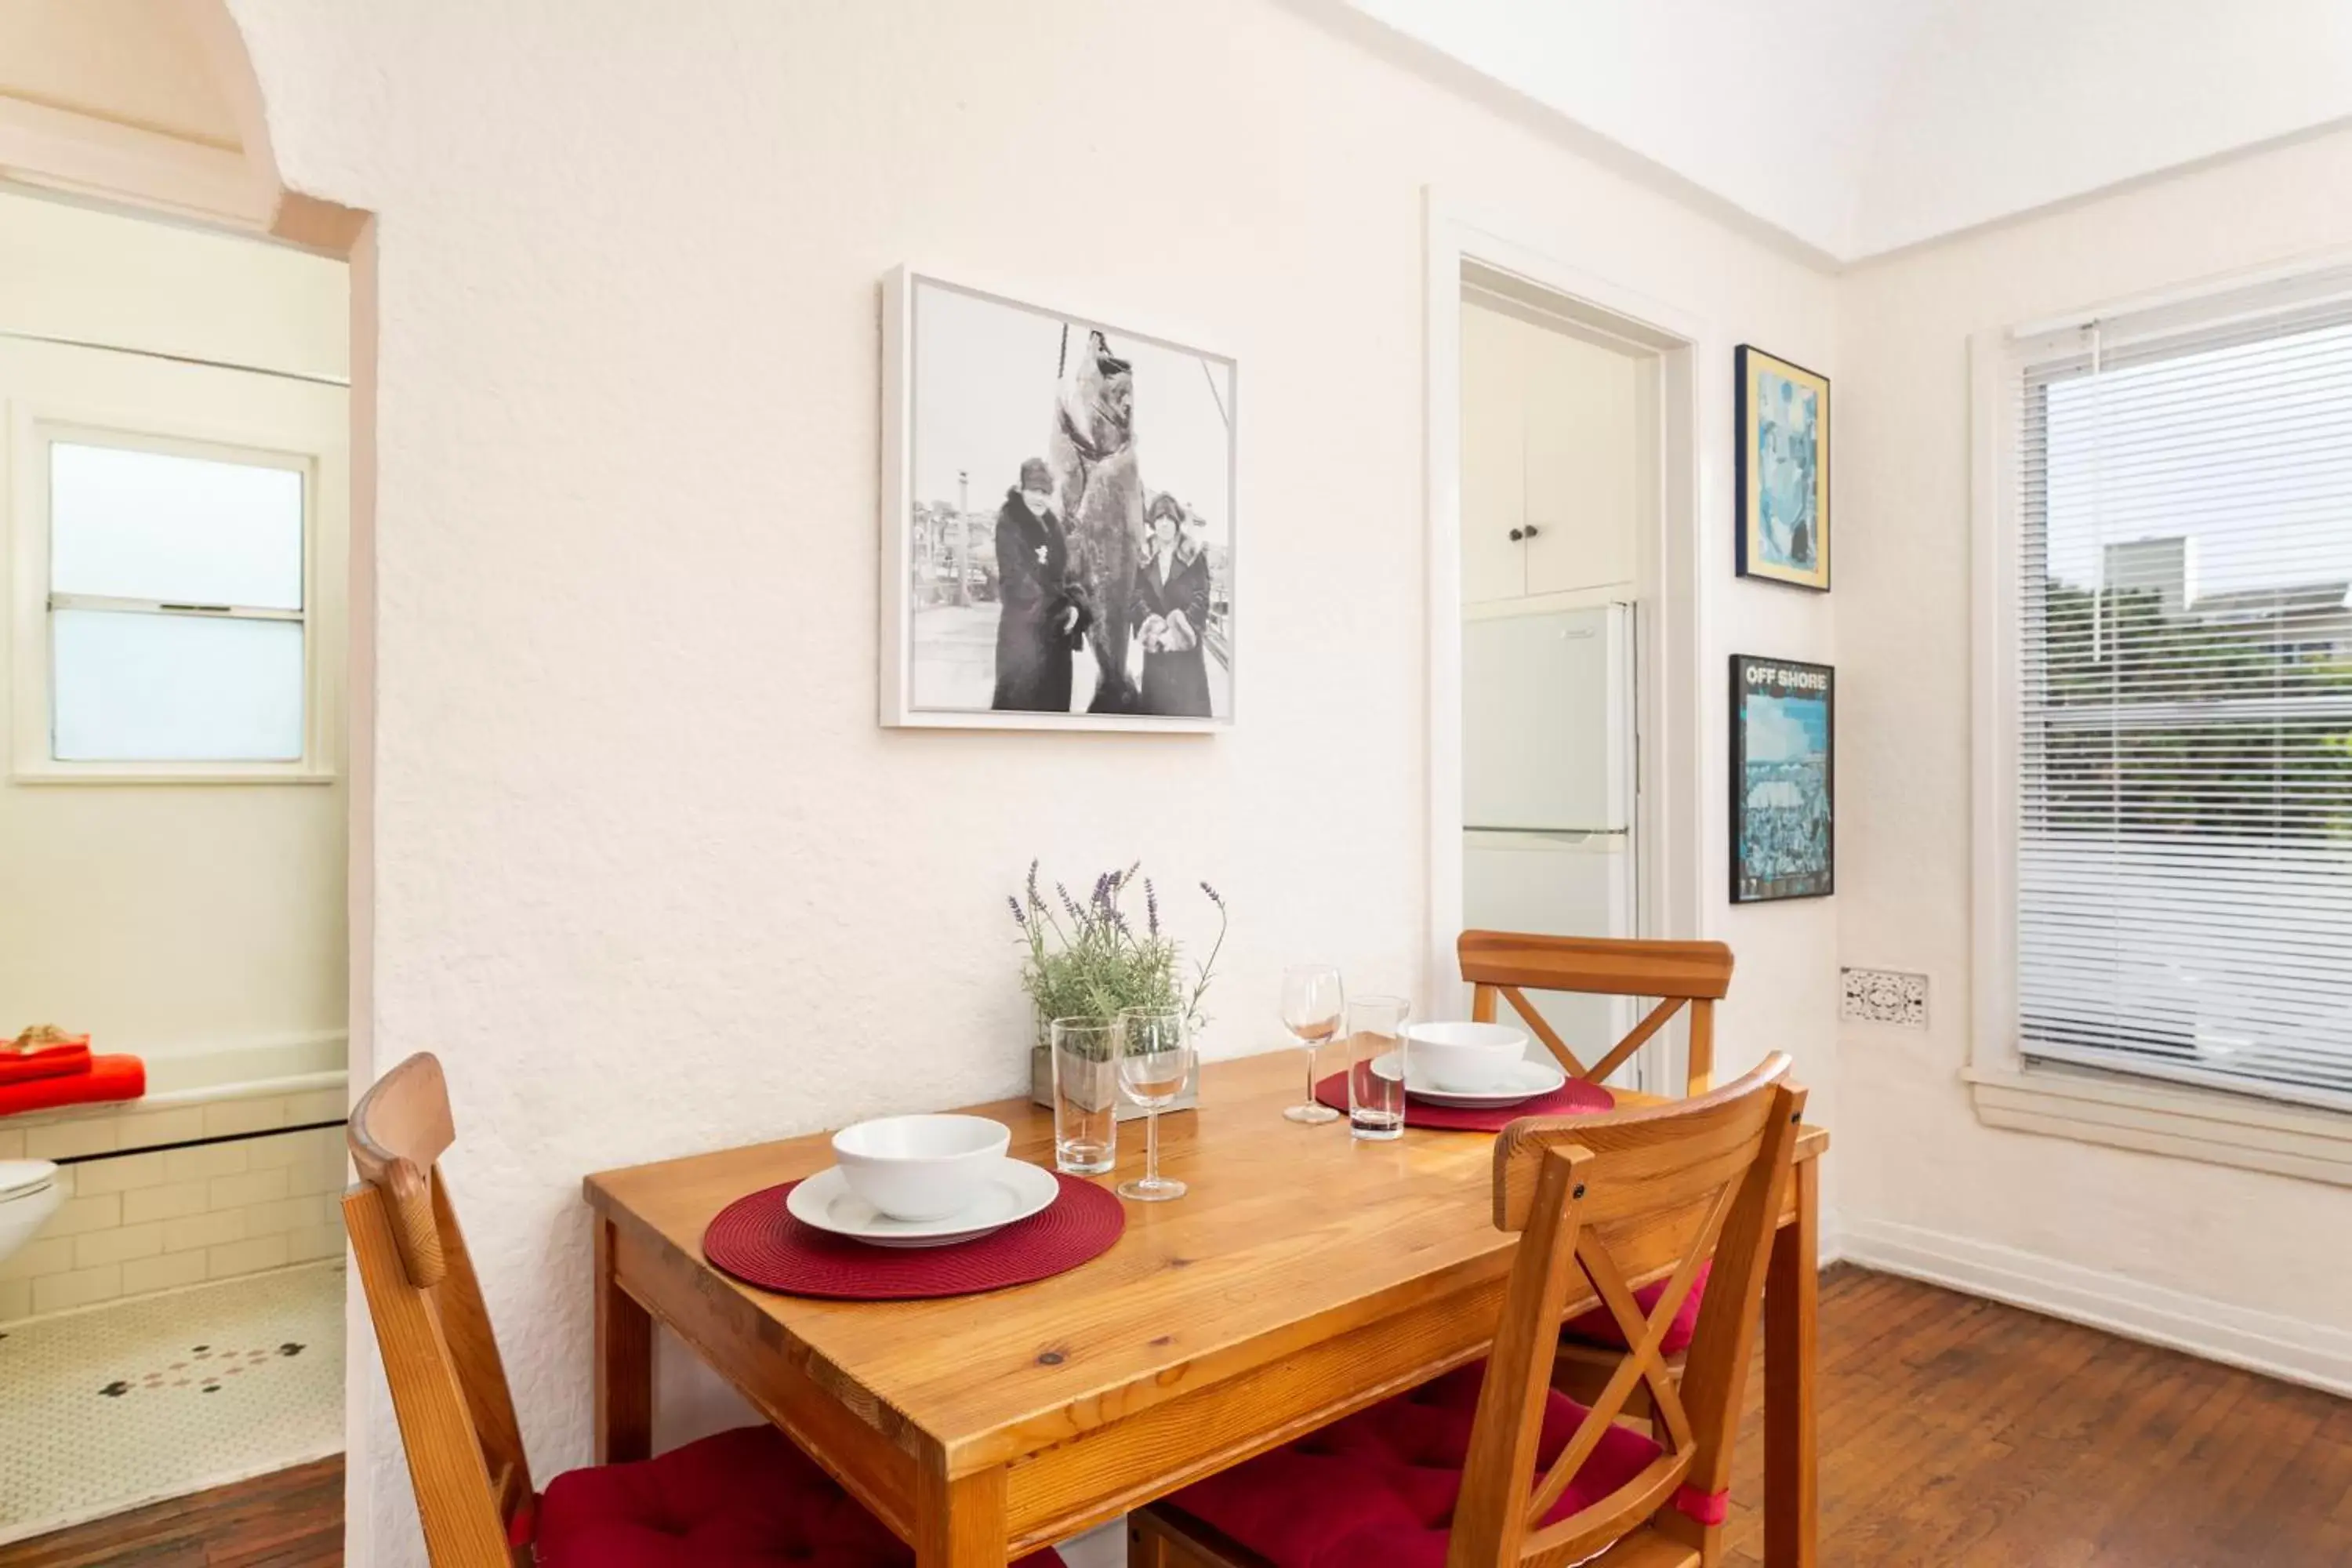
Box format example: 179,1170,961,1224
702,1171,1124,1300
1314,1069,1613,1132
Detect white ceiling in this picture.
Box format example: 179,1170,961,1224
1345,0,2352,263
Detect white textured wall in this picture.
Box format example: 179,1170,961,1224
220,3,1838,1562
1835,126,2352,1329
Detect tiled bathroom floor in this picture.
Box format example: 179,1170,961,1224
0,1261,343,1545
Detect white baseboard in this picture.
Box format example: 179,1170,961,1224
1841,1214,2352,1399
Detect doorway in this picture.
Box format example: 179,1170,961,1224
1425,207,1704,1093
0,183,352,1544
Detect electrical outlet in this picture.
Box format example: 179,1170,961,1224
1842,967,1928,1028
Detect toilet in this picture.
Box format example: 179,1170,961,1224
0,1160,63,1265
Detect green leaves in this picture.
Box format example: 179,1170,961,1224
1012,862,1227,1036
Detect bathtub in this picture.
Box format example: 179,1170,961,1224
0,1033,353,1323
2,1032,350,1160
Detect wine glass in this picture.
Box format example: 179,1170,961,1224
1116,1007,1192,1202
1279,964,1345,1124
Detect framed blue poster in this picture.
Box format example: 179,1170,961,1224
1730,655,1834,902
1736,345,1830,591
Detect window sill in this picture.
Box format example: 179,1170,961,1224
1965,1062,2352,1189
10,764,338,786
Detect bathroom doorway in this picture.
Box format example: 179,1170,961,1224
0,184,353,1544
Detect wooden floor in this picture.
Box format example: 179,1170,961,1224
0,1457,342,1568
1723,1268,2352,1566
6,1269,2347,1566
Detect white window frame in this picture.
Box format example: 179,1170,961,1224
9,412,333,784
1968,256,2352,1188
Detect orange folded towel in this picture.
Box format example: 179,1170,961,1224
0,1041,93,1086
0,1054,144,1116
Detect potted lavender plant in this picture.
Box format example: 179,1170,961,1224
1009,862,1225,1120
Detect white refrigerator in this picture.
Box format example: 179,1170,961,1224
1461,604,1639,1082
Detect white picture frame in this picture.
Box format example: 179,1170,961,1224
880,266,1238,731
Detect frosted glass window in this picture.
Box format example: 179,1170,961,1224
50,441,303,610
51,610,304,762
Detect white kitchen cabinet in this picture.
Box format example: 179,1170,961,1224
1460,297,1645,607
1460,301,1527,604
1523,325,1641,597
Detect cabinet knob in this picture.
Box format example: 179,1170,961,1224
1508,527,1525,543
1523,524,1541,540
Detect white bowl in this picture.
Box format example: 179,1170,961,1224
830,1114,1012,1222
1400,1021,1530,1093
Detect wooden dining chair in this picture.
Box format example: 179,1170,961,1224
343,1052,1065,1568
1459,930,1733,1099
1130,1054,1804,1568
1459,930,1739,1406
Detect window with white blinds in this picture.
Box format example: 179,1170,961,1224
2014,293,2352,1112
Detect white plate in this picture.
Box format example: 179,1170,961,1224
786,1159,1058,1248
1371,1052,1567,1108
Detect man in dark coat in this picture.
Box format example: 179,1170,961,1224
991,457,1091,712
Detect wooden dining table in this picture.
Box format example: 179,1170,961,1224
583,1051,1828,1567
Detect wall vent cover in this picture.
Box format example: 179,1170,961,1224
1842,967,1928,1029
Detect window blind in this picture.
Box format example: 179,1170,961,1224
2016,296,2352,1111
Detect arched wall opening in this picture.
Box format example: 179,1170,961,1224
0,2,376,1559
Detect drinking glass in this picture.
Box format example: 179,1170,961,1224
1280,964,1346,1123
1345,994,1411,1141
1115,1007,1192,1202
1048,1016,1118,1175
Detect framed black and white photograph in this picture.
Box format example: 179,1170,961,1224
1735,344,1831,592
880,268,1237,731
1730,654,1834,902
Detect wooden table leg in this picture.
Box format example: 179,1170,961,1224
915,1462,1008,1567
595,1217,653,1464
1763,1156,1819,1568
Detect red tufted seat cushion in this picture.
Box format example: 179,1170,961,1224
1163,1363,1663,1568
528,1425,1065,1568
1562,1258,1711,1356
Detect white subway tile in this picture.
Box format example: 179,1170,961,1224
75,1221,165,1269
122,1181,212,1225
163,1210,246,1254
26,1120,120,1162
0,1236,76,1283
122,1251,209,1295
165,1143,249,1183
117,1107,206,1149
206,1235,289,1279
45,1193,121,1238
289,1152,351,1199
203,1098,287,1139
209,1169,291,1210
245,1133,307,1171
245,1195,336,1236
284,1090,349,1123
0,1279,28,1323
285,1225,347,1264
33,1263,121,1314
71,1150,171,1196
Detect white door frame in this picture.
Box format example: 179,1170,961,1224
1423,188,1710,1028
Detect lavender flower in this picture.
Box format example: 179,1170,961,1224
1145,878,1161,938
1025,858,1044,912
1007,895,1028,930
1200,880,1225,909
1056,881,1083,924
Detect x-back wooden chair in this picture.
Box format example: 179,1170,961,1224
1131,1055,1806,1568
343,1052,1064,1568
1460,931,1733,1098
1459,931,1740,1411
